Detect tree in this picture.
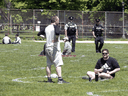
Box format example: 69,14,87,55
1,0,128,12
11,0,87,11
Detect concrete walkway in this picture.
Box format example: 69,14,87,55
34,40,128,44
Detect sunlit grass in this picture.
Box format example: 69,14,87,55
0,40,128,96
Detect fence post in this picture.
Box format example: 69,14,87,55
122,2,125,39
8,9,10,33
33,9,35,32
10,14,12,34
105,12,107,40
57,10,59,17
82,11,83,38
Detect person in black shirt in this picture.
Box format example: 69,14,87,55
92,19,104,53
82,49,120,81
64,16,78,52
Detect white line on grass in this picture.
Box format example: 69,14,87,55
95,89,128,93
34,40,128,44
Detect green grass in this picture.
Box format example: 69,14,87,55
0,40,128,96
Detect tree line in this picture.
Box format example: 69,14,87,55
0,0,128,12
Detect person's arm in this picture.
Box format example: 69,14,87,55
92,25,96,38
64,24,68,37
94,68,103,74
40,35,45,38
2,39,4,44
65,30,67,37
92,31,96,38
101,25,104,31
15,37,18,43
37,28,45,39
107,68,120,75
76,29,78,39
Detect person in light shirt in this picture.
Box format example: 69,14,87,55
62,37,72,55
2,33,11,44
39,16,69,84
12,34,21,44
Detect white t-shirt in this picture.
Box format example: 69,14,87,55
15,37,21,44
3,36,11,44
45,24,63,66
64,41,72,52
45,24,61,51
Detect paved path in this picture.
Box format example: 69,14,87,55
34,40,128,44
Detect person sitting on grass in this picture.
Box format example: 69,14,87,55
62,37,72,55
12,34,21,44
82,49,120,81
2,33,11,44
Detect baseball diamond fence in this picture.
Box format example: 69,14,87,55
0,9,128,39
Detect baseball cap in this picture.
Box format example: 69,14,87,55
96,19,100,22
69,16,74,20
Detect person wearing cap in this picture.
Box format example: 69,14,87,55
2,33,11,44
92,19,104,53
62,37,72,55
64,16,78,52
12,34,21,44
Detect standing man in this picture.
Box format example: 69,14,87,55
64,16,78,52
92,19,104,53
39,16,69,84
82,49,120,82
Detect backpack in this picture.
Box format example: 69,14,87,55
67,22,76,36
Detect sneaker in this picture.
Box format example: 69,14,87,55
82,76,92,82
58,80,69,84
46,79,54,83
82,76,89,80
89,77,92,82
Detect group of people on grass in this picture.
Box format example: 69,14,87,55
37,15,120,84
1,33,21,44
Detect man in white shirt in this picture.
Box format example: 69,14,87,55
39,16,69,84
2,33,11,44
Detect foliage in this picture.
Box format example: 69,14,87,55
9,0,128,12
1,0,128,12
0,40,128,96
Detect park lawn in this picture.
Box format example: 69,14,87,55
0,40,128,96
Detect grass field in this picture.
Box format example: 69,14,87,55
0,40,128,96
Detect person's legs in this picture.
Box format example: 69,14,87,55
72,35,76,52
99,37,104,53
99,73,113,79
46,65,53,82
45,47,53,82
56,66,62,77
68,36,71,42
87,71,95,80
95,38,99,53
54,51,69,84
46,65,51,77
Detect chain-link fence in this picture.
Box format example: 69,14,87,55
0,9,128,39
